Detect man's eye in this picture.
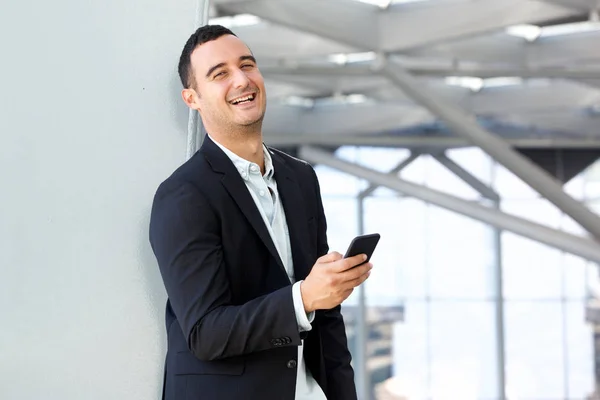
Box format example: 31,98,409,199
241,64,254,69
214,71,226,78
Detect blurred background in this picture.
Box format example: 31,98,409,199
2,0,600,399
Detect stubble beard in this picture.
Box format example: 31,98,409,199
226,101,265,138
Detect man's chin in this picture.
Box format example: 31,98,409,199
235,114,265,128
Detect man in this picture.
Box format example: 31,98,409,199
149,24,372,400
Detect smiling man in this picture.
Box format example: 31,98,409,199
149,25,372,400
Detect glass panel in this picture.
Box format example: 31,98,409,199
565,300,595,399
355,147,410,173
493,163,538,200
427,205,496,299
501,198,562,229
425,156,481,200
320,197,359,304
446,147,493,187
386,301,499,400
502,232,563,300
428,301,499,400
401,154,427,185
370,186,401,198
314,165,365,196
588,199,600,215
564,174,585,200
364,197,428,301
505,301,566,399
584,160,600,181
390,301,428,400
563,253,589,300
559,211,585,236
584,181,600,201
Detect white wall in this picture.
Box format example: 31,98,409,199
0,1,197,398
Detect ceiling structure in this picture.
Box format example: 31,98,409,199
207,0,600,149
200,0,600,263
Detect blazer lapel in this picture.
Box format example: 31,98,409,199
271,150,311,281
200,137,286,274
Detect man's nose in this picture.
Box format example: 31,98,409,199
232,68,251,89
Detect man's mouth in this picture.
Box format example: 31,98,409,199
229,93,257,105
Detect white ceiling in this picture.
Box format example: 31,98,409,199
209,0,600,148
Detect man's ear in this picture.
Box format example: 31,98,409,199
181,88,201,112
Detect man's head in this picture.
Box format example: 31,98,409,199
178,25,267,136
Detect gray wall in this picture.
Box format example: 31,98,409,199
0,0,197,398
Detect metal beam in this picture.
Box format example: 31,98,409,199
382,62,600,240
409,29,600,68
360,152,420,198
262,98,600,139
261,64,600,80
299,146,600,262
433,152,500,201
265,134,600,149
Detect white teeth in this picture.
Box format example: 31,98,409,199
231,94,255,104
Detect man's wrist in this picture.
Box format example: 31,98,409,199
293,281,313,332
299,280,315,313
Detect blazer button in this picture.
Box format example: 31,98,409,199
271,339,281,346
287,360,297,369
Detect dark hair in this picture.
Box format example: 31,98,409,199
178,24,237,89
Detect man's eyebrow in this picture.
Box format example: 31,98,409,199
240,55,256,64
205,56,256,78
205,62,226,78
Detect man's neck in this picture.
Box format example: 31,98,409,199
210,130,265,173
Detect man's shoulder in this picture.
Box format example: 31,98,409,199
153,150,213,198
267,146,314,174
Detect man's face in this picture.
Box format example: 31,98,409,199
185,34,267,131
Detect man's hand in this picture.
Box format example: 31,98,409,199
300,252,372,313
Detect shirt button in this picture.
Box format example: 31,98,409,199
287,360,297,369
251,165,258,173
259,190,265,197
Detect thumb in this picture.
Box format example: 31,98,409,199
317,251,343,264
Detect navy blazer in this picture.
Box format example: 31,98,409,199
149,136,357,400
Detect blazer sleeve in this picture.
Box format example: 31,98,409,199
149,179,301,361
309,166,358,400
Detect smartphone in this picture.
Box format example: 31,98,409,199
344,233,380,267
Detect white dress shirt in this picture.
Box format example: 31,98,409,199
211,136,327,400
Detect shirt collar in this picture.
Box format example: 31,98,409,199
209,134,274,181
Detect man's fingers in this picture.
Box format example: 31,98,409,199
343,265,372,289
341,262,372,282
333,254,367,272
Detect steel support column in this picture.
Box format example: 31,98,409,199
433,152,506,400
186,0,210,160
355,196,368,400
300,146,600,263
382,63,600,240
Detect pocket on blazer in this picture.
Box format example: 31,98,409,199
173,351,245,376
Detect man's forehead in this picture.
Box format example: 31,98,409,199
190,35,252,68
